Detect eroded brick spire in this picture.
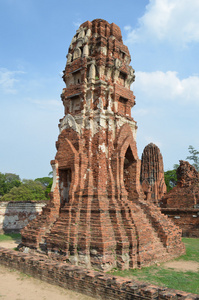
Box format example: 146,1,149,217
140,143,167,204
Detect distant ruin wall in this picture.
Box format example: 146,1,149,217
161,208,199,238
0,248,198,300
0,201,47,233
160,161,199,238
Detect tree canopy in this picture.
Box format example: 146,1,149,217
35,176,53,198
35,177,53,187
164,165,178,192
1,179,48,202
0,172,52,202
0,172,21,197
186,145,199,172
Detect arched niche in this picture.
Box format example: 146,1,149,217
55,135,79,207
123,146,136,196
112,124,140,200
59,168,71,207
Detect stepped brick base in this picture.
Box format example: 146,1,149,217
21,124,185,270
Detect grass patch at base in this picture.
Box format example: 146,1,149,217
0,233,21,241
109,238,199,295
176,238,199,262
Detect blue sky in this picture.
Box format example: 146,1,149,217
0,0,199,180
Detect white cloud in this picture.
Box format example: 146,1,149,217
133,70,199,105
73,21,81,28
125,0,199,46
124,25,132,31
29,98,63,110
0,68,25,94
132,108,150,117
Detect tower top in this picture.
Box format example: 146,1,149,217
60,19,136,136
79,19,123,42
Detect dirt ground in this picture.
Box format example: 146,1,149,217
0,265,95,300
0,240,95,300
0,239,21,249
163,260,199,272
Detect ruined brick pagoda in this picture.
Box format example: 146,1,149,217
140,143,167,204
21,19,185,270
160,161,199,237
161,160,199,209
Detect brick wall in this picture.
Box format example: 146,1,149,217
161,208,199,237
0,201,46,233
0,248,198,299
160,161,199,237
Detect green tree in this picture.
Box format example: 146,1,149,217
0,173,7,196
186,145,199,172
45,182,53,197
164,164,179,192
35,177,52,187
48,171,53,177
0,172,21,197
35,176,53,198
1,180,48,202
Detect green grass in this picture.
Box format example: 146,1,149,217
0,233,21,241
109,238,199,295
176,238,199,262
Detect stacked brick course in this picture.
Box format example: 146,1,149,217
21,19,185,270
161,161,199,237
140,143,167,204
0,248,198,300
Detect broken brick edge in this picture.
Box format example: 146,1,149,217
0,247,198,300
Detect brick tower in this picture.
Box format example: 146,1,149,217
140,143,167,204
21,19,185,270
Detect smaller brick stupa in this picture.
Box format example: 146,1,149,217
140,143,167,204
21,19,185,271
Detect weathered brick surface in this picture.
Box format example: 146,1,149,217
0,248,198,300
161,161,199,209
140,143,167,204
21,19,185,270
0,201,46,233
161,208,199,237
160,160,199,237
160,161,199,237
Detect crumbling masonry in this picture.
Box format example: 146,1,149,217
21,19,185,270
140,143,167,204
161,160,199,237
